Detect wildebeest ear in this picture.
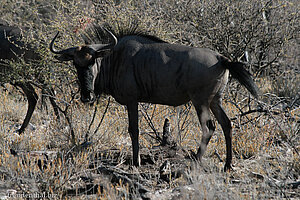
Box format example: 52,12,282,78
54,54,74,61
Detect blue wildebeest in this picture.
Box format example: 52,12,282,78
0,21,58,134
50,27,258,171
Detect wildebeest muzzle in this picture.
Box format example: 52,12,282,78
80,90,96,104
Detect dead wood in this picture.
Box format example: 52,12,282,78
8,118,191,199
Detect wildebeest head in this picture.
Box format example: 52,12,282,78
50,28,117,103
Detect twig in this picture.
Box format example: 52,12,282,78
286,181,300,189
240,108,268,116
89,97,111,140
140,104,161,142
97,164,149,194
85,101,99,141
214,149,223,162
55,93,77,145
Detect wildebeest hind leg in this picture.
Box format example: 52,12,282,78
127,102,140,166
16,82,38,134
210,99,232,171
193,104,215,162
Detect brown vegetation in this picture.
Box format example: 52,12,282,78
0,0,299,199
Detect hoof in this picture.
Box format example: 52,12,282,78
16,128,24,135
132,156,141,167
224,163,233,172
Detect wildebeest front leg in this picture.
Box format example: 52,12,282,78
127,102,140,166
16,82,38,134
194,104,215,162
211,100,232,171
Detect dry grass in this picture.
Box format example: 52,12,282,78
0,80,299,199
0,0,299,199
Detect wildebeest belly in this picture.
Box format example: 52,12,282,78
111,75,190,106
136,85,190,106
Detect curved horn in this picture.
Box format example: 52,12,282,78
88,28,118,52
49,31,76,57
49,31,61,54
104,27,117,47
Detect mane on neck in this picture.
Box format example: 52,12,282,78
83,24,167,44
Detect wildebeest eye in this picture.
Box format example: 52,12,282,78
73,48,95,68
84,53,92,61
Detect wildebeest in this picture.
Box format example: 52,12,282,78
0,21,58,134
50,26,258,171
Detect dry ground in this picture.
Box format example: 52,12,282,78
0,80,299,199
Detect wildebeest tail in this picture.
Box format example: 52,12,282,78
222,58,259,98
